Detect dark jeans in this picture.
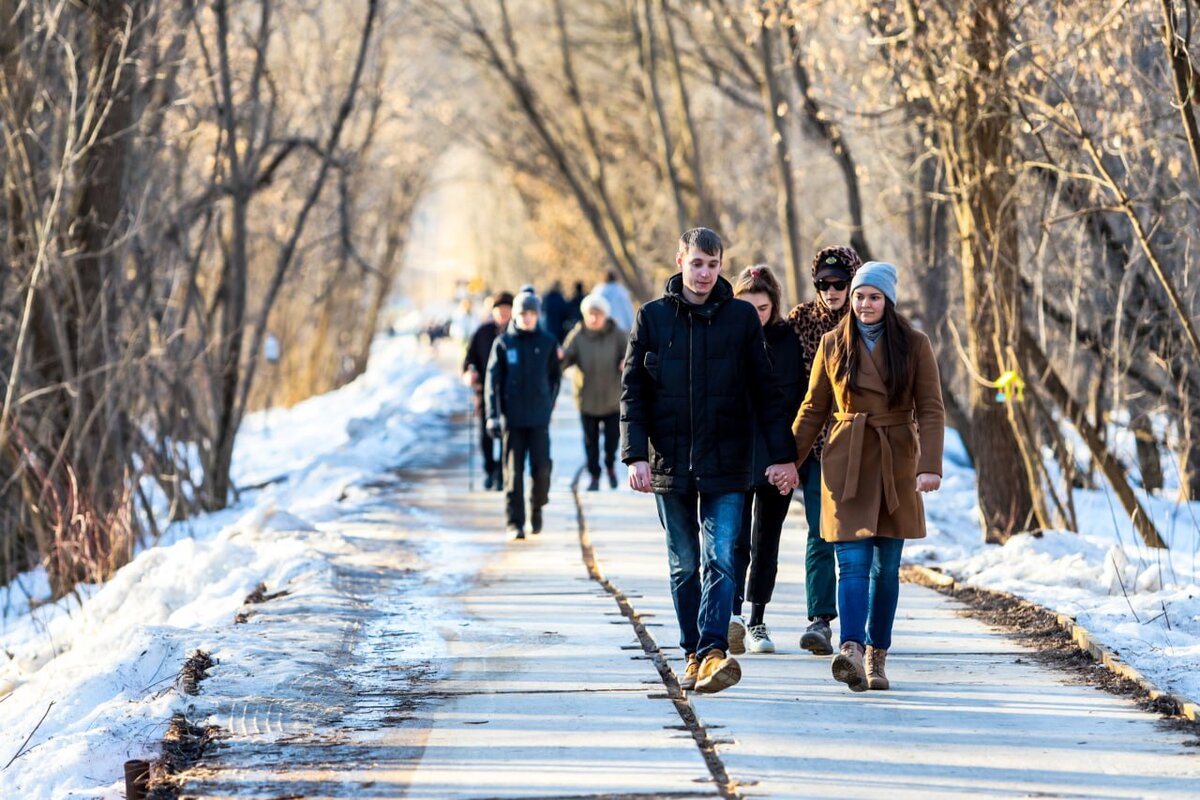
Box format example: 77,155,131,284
503,425,551,527
655,490,744,657
476,395,500,477
834,536,905,650
581,412,619,478
800,457,837,620
732,483,793,615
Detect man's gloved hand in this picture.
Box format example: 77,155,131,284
486,418,503,438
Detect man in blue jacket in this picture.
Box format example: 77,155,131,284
621,228,798,694
486,290,563,540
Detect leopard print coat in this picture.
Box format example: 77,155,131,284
785,299,848,461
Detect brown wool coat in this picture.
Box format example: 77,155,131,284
793,329,945,542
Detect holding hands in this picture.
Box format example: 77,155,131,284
765,462,799,495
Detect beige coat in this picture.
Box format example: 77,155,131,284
793,329,945,542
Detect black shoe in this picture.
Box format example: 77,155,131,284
483,472,496,490
606,465,618,489
800,616,834,655
492,470,504,491
506,524,525,541
530,507,543,534
587,476,600,492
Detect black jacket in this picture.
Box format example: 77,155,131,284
463,319,501,391
748,321,808,485
620,274,798,494
486,322,562,429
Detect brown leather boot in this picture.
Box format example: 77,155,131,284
831,641,867,692
866,646,889,690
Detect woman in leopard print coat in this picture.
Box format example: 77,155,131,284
784,245,861,655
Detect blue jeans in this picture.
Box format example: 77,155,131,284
655,490,744,657
834,537,905,650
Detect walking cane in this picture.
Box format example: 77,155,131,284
468,390,476,492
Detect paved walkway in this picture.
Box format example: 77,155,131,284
181,398,1200,799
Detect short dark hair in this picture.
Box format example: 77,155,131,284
677,227,723,258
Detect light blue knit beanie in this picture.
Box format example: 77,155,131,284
851,261,898,306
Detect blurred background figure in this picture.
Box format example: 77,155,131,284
562,293,627,491
541,281,570,344
463,291,514,490
593,271,635,333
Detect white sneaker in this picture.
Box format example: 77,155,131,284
727,614,747,655
746,623,776,653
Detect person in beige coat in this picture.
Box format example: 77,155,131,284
562,293,628,491
790,261,945,692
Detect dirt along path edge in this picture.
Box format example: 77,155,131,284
901,563,1200,733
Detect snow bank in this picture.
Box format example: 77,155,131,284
911,429,1200,709
0,335,469,799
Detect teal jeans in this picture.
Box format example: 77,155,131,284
800,457,837,620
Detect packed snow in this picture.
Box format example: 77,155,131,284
0,327,1197,799
0,335,474,799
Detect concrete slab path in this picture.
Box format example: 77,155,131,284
180,396,1200,799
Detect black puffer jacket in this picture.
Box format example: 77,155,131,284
748,321,808,486
485,322,562,429
620,274,798,494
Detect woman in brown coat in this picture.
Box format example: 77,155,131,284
791,261,944,692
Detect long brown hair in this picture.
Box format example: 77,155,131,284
831,299,917,408
733,264,784,325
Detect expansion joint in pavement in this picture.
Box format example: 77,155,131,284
569,469,741,800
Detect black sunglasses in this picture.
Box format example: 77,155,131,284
815,279,848,292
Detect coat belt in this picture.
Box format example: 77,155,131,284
833,410,915,514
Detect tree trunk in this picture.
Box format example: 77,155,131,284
1022,328,1167,548
755,6,803,304
634,0,688,233
952,2,1035,543
656,0,717,226
782,19,871,261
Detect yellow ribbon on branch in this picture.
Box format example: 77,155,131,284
992,370,1025,403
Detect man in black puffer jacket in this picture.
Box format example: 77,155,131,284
621,227,799,695
486,290,562,540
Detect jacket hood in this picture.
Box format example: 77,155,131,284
663,273,733,319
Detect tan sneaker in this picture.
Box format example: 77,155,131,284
866,646,889,690
678,653,699,691
831,641,867,692
694,648,742,694
727,615,747,655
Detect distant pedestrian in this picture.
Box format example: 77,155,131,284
463,291,513,490
792,261,945,692
594,270,636,333
622,227,797,695
564,281,586,333
541,281,570,344
562,293,627,492
486,290,563,540
727,265,807,657
784,245,861,655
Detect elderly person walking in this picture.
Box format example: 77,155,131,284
792,261,945,692
562,293,628,491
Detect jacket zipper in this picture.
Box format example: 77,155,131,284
688,314,695,474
